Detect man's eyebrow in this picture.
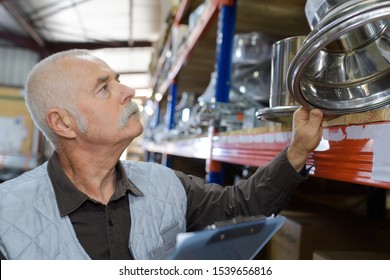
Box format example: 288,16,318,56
94,73,119,89
94,75,110,89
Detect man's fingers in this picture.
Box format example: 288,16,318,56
308,109,323,127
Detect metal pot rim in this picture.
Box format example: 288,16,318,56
287,0,390,114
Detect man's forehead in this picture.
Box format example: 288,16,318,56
59,53,103,66
58,54,114,76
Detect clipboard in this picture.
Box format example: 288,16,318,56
169,215,286,260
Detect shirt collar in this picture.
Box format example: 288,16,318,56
47,152,144,217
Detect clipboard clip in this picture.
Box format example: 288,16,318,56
205,214,267,229
205,215,268,244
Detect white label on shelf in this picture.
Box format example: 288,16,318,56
315,138,330,151
345,125,375,140
323,125,376,141
371,123,390,182
323,127,345,141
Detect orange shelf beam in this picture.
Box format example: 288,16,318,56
211,123,390,189
143,136,211,160
174,0,191,25
211,131,291,166
144,122,390,189
149,0,191,89
155,1,219,94
310,125,390,189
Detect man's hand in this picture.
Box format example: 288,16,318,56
287,106,324,172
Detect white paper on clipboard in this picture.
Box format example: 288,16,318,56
168,215,286,260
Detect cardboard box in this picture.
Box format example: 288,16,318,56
313,250,390,260
267,211,390,260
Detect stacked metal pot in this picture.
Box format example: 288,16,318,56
257,0,390,120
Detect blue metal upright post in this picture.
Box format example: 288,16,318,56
215,0,237,103
162,80,177,167
166,79,178,130
207,0,237,184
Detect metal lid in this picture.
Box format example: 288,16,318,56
255,106,299,122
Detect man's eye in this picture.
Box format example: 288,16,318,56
97,84,110,98
99,84,108,92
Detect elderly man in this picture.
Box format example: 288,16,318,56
0,49,323,260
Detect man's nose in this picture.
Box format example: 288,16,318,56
119,84,135,104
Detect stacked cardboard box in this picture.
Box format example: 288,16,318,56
313,250,390,260
266,210,390,260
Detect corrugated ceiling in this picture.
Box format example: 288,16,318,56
0,0,175,90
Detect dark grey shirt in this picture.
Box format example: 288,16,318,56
0,148,306,260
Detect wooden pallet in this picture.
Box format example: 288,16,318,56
322,108,390,127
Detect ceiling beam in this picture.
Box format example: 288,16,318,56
1,0,46,47
44,40,152,54
0,30,42,51
0,30,152,55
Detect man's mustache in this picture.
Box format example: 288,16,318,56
119,102,140,129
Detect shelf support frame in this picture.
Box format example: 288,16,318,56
207,0,237,184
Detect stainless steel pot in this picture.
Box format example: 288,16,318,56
255,36,304,122
287,0,390,114
305,0,388,52
269,36,306,107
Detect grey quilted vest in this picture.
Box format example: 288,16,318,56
0,161,187,260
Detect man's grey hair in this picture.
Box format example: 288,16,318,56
25,49,89,145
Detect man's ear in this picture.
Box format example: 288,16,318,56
46,108,77,139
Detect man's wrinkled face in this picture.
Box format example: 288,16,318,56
60,54,144,147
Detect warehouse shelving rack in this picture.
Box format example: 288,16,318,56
145,0,390,191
